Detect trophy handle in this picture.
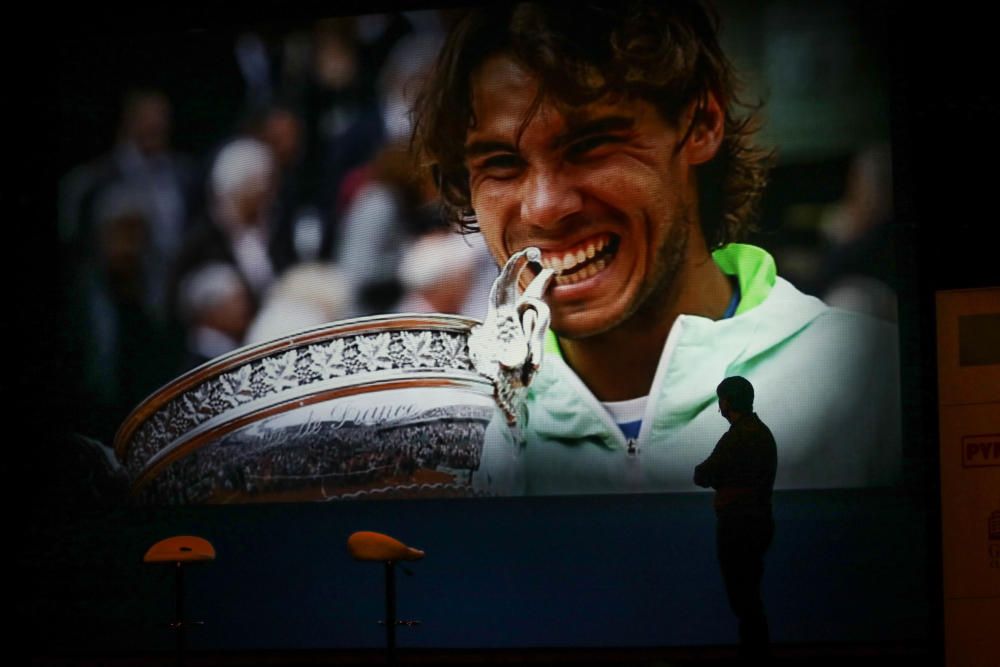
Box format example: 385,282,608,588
488,247,542,309
469,248,555,424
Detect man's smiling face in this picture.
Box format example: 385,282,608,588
465,54,702,339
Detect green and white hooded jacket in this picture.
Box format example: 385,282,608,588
479,244,901,495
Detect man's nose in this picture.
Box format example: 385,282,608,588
519,168,582,229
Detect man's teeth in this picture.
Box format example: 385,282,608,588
538,236,610,274
554,257,608,285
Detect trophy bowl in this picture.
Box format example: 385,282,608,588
114,249,555,505
114,314,513,504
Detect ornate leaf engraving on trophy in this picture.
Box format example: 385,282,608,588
115,250,554,504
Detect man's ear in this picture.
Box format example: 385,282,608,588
680,92,724,166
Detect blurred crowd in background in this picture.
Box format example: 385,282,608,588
57,8,896,446
59,11,497,442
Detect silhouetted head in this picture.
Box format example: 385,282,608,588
717,375,753,421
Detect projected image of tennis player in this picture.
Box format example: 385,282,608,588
412,0,900,494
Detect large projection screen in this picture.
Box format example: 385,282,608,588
57,0,903,506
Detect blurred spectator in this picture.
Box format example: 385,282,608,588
59,89,198,318
332,30,447,314
375,29,443,145
311,20,445,256
816,143,897,321
177,262,254,369
235,31,276,110
333,28,444,217
245,262,355,344
92,186,154,311
68,185,182,441
456,233,497,320
397,231,477,314
256,106,304,174
243,105,325,264
355,12,430,90
301,18,385,230
171,137,285,323
335,142,444,314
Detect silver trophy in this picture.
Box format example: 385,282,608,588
114,249,555,503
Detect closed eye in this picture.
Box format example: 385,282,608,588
482,154,523,169
565,135,625,160
472,153,525,179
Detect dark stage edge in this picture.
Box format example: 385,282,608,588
29,643,934,666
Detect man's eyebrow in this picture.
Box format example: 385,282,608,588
463,115,636,158
553,115,636,149
464,140,516,159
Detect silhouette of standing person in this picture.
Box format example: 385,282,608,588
694,376,777,664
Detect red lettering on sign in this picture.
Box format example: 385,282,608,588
962,434,1000,467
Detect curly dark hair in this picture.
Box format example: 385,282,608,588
411,0,773,249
